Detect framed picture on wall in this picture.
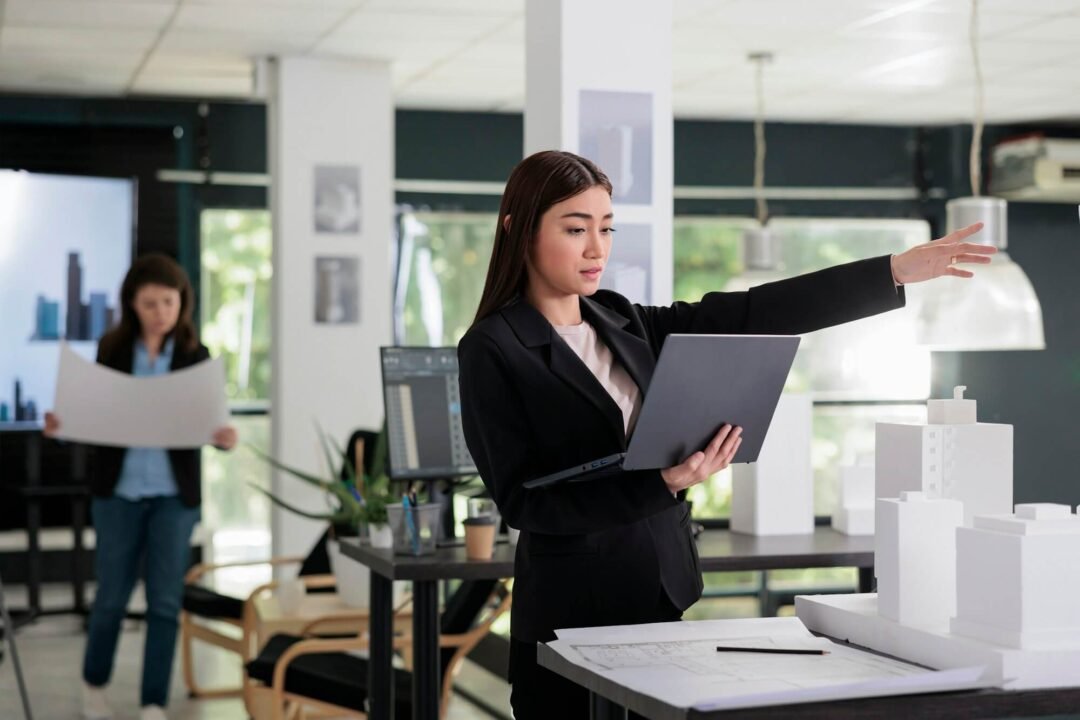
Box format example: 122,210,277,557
313,164,361,234
599,222,651,305
314,256,360,324
579,90,653,205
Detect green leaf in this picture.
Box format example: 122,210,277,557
247,443,339,493
249,484,348,524
328,432,361,495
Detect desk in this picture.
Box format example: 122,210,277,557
340,527,876,720
536,638,1080,720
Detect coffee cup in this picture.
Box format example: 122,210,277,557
463,515,497,560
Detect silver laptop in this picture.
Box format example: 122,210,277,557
524,334,800,489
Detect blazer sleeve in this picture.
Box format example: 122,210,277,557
636,254,905,347
459,332,679,536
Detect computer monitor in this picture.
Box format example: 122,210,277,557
380,346,477,480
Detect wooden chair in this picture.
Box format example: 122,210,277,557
182,429,380,698
180,555,329,698
245,579,513,720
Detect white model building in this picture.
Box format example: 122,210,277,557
951,503,1080,650
832,463,875,536
876,491,964,629
875,386,1012,525
732,393,814,536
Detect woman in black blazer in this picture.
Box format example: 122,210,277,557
458,150,993,719
45,254,236,720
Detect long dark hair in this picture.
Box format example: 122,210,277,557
98,253,199,357
473,150,612,323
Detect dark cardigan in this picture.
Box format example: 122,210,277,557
90,337,212,508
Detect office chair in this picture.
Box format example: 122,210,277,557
245,578,512,720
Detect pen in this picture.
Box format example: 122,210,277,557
403,495,421,554
715,646,829,656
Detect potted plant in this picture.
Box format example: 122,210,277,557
247,425,397,607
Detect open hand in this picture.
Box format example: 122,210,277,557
661,424,742,494
890,222,996,285
43,411,60,437
212,426,238,451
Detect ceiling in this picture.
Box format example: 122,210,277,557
2,0,1080,125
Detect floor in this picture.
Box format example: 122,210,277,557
0,583,511,720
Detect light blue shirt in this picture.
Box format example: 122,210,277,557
114,337,179,500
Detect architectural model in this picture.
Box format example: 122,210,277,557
832,463,875,535
876,386,1012,525
732,393,813,535
952,503,1080,650
876,491,964,629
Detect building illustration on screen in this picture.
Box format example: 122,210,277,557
0,379,38,423
30,252,116,342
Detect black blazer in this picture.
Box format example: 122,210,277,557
458,255,905,643
90,338,212,508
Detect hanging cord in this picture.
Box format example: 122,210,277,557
750,53,771,224
969,0,985,197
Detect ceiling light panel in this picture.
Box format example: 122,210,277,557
3,0,175,29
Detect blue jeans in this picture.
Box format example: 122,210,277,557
83,495,200,708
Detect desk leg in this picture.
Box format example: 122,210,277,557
412,579,440,720
858,566,875,594
590,692,628,720
368,573,394,720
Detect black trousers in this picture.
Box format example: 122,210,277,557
508,588,683,720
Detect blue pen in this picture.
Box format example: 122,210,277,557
350,486,365,505
403,495,421,554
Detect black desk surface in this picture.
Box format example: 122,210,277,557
338,527,874,581
537,641,1080,720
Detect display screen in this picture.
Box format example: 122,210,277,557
380,346,476,480
0,170,135,428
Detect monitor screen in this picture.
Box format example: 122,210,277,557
380,346,476,480
0,170,135,429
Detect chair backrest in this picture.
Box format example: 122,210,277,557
438,579,501,678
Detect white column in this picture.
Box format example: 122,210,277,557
268,57,393,558
525,0,673,305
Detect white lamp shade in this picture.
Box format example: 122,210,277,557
913,196,1045,351
913,248,1045,351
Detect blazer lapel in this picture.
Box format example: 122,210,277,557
580,296,655,397
501,298,627,447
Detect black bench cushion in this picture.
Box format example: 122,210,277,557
247,633,412,715
182,584,244,620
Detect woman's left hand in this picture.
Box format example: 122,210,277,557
890,222,997,285
212,426,238,451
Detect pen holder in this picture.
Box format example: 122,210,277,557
387,502,442,556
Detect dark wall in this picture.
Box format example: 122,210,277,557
1,95,1076,511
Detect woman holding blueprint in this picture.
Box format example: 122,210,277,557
457,150,995,719
44,254,236,720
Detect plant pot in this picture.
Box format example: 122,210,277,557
327,537,409,609
327,538,370,608
368,522,393,549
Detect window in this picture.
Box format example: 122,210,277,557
200,209,273,575
675,216,931,516
394,210,496,347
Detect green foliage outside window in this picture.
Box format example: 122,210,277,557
200,209,273,402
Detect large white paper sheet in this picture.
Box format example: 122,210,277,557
52,343,229,449
548,617,990,712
